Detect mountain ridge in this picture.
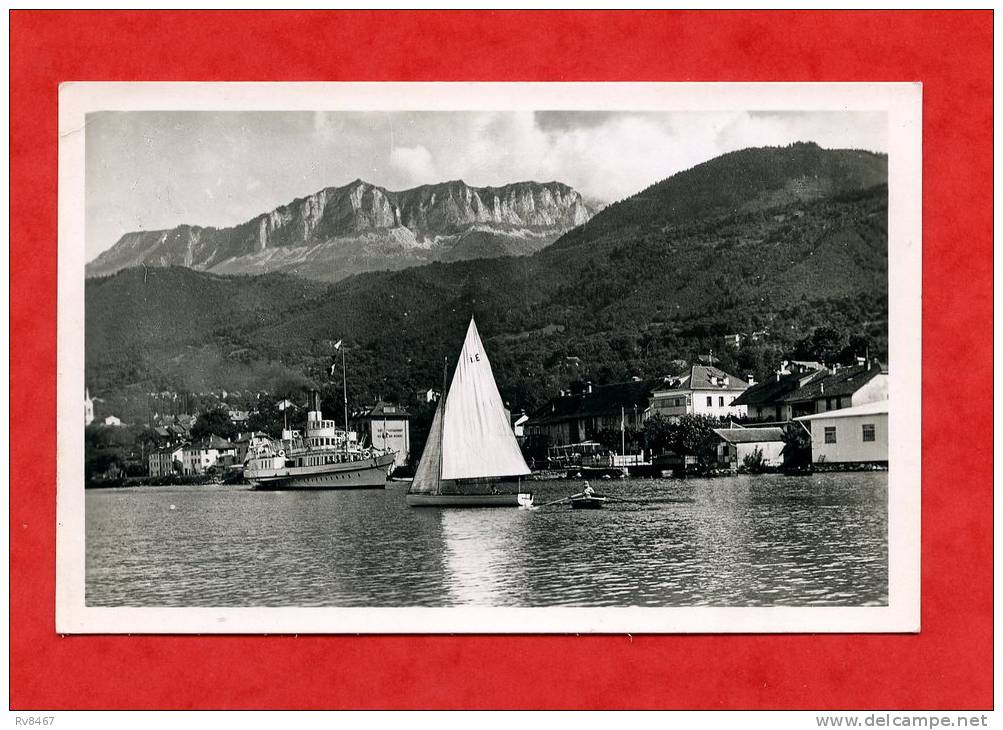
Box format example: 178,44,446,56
86,179,595,281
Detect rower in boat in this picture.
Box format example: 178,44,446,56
570,481,608,509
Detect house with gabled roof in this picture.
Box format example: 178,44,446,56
148,444,184,480
353,401,412,468
779,360,887,418
182,434,237,476
650,365,751,421
732,361,826,422
711,426,787,469
795,399,889,464
525,377,665,446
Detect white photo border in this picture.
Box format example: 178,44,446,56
56,82,922,634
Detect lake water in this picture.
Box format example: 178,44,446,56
85,473,887,607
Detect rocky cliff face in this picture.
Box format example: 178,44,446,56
87,180,595,281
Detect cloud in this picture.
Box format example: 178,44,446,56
389,144,437,185
86,109,887,260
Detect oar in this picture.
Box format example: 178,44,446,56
538,493,582,508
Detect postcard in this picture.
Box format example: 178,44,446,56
56,81,921,633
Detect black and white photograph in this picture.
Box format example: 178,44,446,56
56,82,921,633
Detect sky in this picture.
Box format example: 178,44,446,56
85,110,887,261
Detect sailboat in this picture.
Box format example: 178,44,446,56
406,317,534,507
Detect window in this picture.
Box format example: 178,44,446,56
718,396,724,407
824,426,837,444
706,396,713,407
862,424,876,442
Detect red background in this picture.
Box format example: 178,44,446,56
10,11,993,710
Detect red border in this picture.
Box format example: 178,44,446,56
10,11,993,710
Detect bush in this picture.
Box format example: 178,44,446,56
741,446,767,474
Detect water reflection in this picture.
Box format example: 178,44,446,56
86,472,887,607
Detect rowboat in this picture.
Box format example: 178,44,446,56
570,494,608,509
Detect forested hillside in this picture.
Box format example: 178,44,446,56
86,144,888,422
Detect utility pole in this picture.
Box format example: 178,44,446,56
342,345,349,452
621,405,626,457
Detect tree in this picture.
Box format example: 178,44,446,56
782,422,812,470
797,326,846,364
671,414,720,465
643,413,676,453
837,334,872,365
247,397,287,438
190,408,238,442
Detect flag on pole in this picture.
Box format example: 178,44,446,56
334,339,343,350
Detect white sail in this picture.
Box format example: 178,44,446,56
408,395,444,494
440,318,531,481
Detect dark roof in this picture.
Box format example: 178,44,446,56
712,427,786,444
689,364,749,390
655,364,750,393
153,445,183,455
233,431,270,443
779,362,883,403
527,377,666,426
355,401,411,420
193,434,234,450
732,370,824,407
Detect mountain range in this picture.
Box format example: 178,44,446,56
86,180,596,282
86,143,889,420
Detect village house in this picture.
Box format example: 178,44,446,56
650,365,751,421
148,445,184,479
228,409,250,425
414,388,440,404
732,360,826,422
524,378,664,447
103,415,123,427
353,401,411,469
711,426,787,470
181,435,237,476
795,399,889,465
511,411,529,439
734,360,886,421
778,360,887,418
232,431,273,465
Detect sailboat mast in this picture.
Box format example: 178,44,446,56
438,356,447,481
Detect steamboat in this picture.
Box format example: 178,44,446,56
244,390,395,489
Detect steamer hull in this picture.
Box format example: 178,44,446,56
247,453,395,490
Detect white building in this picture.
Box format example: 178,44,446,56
415,388,440,404
148,445,184,479
84,388,94,426
182,435,237,475
512,412,529,439
103,415,122,427
232,431,273,465
651,365,750,421
795,399,889,464
712,426,787,469
354,401,411,469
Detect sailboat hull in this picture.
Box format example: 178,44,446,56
405,492,534,508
